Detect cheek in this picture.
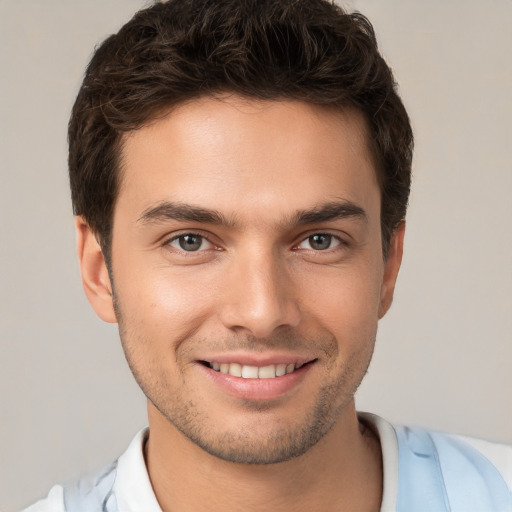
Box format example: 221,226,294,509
297,260,384,338
113,259,220,343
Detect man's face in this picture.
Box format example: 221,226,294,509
100,96,400,464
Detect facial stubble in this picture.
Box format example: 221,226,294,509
113,290,376,465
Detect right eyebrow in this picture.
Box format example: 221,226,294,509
288,200,368,227
137,201,236,227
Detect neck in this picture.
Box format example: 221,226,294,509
145,401,383,512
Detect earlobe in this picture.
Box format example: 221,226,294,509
75,217,117,323
378,221,405,319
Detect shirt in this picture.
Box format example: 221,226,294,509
21,413,512,512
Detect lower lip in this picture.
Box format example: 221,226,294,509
199,363,313,401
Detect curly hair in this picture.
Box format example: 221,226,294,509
69,0,413,263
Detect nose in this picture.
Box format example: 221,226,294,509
218,248,301,338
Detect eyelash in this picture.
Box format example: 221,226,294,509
295,233,345,252
165,232,216,253
163,231,347,254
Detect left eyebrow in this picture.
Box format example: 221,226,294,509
137,201,236,227
288,201,368,226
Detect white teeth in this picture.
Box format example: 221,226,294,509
258,365,276,379
228,363,242,377
209,361,303,379
276,364,287,377
242,365,259,378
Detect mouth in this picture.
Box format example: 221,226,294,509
197,354,318,400
199,360,316,379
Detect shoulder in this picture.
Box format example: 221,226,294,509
395,424,512,511
400,426,512,488
446,432,512,490
20,428,156,512
359,413,512,511
20,484,65,512
20,461,118,512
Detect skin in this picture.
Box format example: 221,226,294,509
76,95,404,511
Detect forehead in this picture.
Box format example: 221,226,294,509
117,96,380,225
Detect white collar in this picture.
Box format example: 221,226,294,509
112,413,398,511
358,412,399,512
113,428,162,511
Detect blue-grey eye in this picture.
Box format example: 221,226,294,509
169,234,210,252
297,234,340,251
309,234,332,250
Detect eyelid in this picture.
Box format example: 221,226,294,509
297,235,340,251
164,231,219,252
294,231,347,250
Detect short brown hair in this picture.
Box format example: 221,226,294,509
69,0,413,263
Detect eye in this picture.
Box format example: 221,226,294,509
168,233,213,252
297,233,341,251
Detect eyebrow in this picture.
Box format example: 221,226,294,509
289,201,368,226
137,202,236,227
137,200,367,228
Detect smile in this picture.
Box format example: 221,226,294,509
203,361,310,379
199,358,317,400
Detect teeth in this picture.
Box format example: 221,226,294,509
276,364,287,377
242,365,259,378
228,363,242,377
258,365,276,379
210,361,303,379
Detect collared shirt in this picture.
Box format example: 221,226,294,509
21,413,512,512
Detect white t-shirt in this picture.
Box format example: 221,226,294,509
21,413,512,512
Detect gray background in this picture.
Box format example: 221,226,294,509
1,0,511,510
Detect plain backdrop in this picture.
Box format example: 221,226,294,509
1,0,511,510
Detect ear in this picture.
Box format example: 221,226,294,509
378,221,405,319
75,216,117,323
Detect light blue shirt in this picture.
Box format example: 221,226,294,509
22,414,512,512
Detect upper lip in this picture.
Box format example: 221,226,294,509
197,352,317,367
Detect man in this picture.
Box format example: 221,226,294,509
22,0,512,511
